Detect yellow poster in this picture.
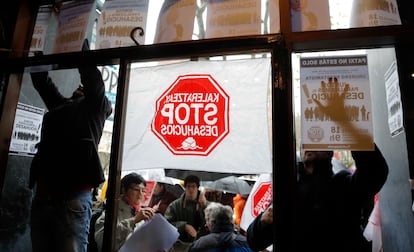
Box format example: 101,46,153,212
206,0,261,39
350,0,401,28
30,6,51,53
53,0,95,53
290,0,330,32
269,0,280,33
154,0,197,43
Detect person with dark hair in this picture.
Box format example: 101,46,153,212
29,39,112,252
148,182,179,215
295,145,388,252
94,173,155,252
189,202,253,252
204,190,236,209
184,175,201,188
165,174,209,246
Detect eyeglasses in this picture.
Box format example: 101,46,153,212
130,187,146,193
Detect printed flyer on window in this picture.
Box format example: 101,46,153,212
300,55,374,151
9,103,44,156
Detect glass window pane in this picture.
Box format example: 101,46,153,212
33,1,282,51
122,56,273,175
291,0,402,32
121,55,273,248
291,47,406,251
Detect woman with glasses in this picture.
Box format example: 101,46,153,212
94,173,156,252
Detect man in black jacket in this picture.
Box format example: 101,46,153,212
295,145,388,252
29,40,112,252
295,79,389,252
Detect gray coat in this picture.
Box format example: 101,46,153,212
94,200,144,252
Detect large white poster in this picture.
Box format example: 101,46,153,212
300,55,374,150
122,58,272,174
96,0,149,48
206,0,261,39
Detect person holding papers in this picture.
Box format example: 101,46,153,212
94,173,156,252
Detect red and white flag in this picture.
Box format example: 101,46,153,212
363,194,382,252
240,173,272,231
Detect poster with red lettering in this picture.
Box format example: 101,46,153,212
300,54,374,151
122,58,272,175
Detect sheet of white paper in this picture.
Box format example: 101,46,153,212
119,213,179,252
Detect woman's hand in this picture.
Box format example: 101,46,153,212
134,207,155,223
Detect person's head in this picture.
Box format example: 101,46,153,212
70,84,84,99
121,173,146,204
302,151,334,175
153,182,166,196
184,175,200,201
204,202,233,231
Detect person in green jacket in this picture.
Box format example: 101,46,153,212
165,175,210,244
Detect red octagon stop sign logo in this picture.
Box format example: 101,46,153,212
252,182,272,217
151,74,230,156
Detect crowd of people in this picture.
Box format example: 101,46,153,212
89,138,388,252
89,173,254,252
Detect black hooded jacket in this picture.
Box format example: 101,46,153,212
29,64,112,194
